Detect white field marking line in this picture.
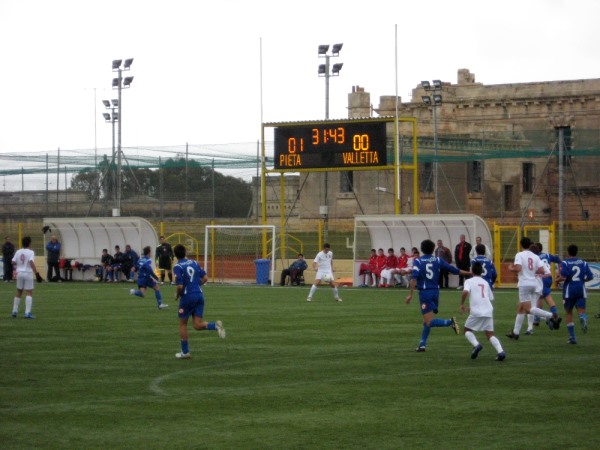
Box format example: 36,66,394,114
5,352,598,413
146,350,600,397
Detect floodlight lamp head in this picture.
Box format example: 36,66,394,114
433,94,443,104
332,62,343,74
123,58,134,69
332,43,343,55
421,80,431,89
422,95,432,105
111,99,119,107
102,100,111,108
318,44,329,55
123,76,134,87
112,78,119,88
103,112,111,121
112,59,122,70
318,64,326,75
432,79,442,89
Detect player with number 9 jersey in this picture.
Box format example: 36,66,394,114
173,257,205,306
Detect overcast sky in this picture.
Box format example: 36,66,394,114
1,0,599,156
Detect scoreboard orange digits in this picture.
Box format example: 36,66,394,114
274,121,387,170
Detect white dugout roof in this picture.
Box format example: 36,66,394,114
354,214,492,257
43,217,158,263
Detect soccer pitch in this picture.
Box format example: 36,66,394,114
1,282,599,450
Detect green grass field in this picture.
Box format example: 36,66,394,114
1,281,600,450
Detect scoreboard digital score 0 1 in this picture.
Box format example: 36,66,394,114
273,121,388,170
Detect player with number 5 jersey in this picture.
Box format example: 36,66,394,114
405,239,471,352
173,244,225,360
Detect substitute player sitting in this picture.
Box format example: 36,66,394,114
129,246,168,310
173,244,225,359
460,262,506,361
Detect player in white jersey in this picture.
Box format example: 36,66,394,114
460,262,505,361
11,236,38,319
306,243,342,302
506,237,561,339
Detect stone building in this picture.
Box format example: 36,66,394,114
266,69,600,225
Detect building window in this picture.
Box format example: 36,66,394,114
504,184,513,211
555,126,572,167
421,162,433,192
340,171,354,193
467,161,482,193
522,162,535,193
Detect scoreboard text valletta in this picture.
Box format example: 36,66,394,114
273,121,388,170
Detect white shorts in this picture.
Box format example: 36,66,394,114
518,285,539,303
464,316,494,332
315,270,333,282
16,272,34,291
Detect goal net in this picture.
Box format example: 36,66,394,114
204,225,276,285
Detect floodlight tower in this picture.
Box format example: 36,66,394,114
421,80,442,213
102,99,119,201
111,58,134,216
317,43,343,242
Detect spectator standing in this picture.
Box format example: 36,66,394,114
280,253,308,286
454,234,472,289
46,235,62,282
156,236,175,285
469,236,492,260
2,236,15,282
435,240,453,288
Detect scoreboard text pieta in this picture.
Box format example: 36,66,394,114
274,121,387,170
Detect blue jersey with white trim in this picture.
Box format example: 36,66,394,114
136,256,156,284
560,257,593,299
412,254,460,290
174,258,206,298
470,255,497,288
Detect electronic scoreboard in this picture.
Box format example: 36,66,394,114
273,121,388,170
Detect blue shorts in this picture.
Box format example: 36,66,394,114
178,294,205,319
563,297,586,311
419,290,440,315
138,277,157,289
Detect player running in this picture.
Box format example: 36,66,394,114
460,262,506,361
558,244,593,344
405,239,470,352
129,246,168,310
172,244,225,359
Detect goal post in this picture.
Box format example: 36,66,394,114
204,225,277,286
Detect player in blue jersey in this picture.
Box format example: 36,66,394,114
527,243,561,333
129,246,168,310
405,239,471,352
470,244,497,289
558,244,593,344
172,244,225,359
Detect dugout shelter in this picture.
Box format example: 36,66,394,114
42,217,158,280
353,214,492,287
